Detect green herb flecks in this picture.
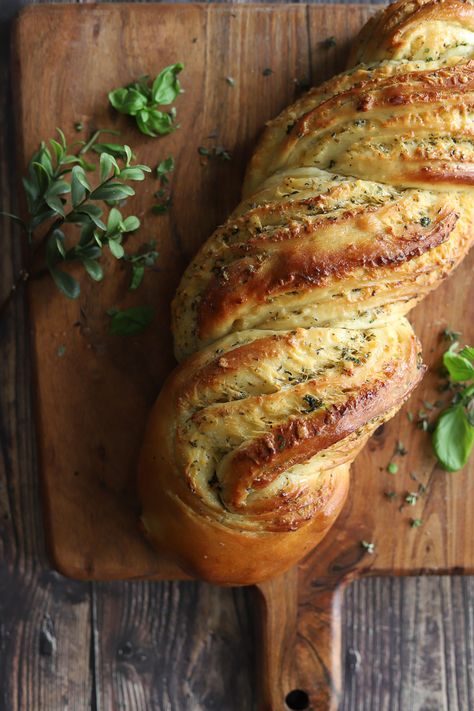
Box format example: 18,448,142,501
387,462,398,474
198,145,231,161
302,394,323,413
109,63,184,137
360,540,375,554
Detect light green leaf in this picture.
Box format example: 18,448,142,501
118,167,146,181
122,215,140,232
107,207,122,234
90,183,135,201
151,62,184,105
108,240,125,259
459,346,474,362
433,405,474,471
108,87,148,115
100,152,119,182
443,350,474,382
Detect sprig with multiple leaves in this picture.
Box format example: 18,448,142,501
109,63,184,137
1,129,152,302
432,342,474,471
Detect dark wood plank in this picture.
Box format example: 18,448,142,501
91,580,256,711
0,6,93,708
341,576,474,711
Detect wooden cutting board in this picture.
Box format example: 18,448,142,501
13,4,474,710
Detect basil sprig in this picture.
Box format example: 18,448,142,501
109,64,184,137
432,343,474,471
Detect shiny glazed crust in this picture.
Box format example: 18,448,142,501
139,0,474,585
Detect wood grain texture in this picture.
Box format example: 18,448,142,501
341,576,474,711
1,2,473,711
92,580,256,711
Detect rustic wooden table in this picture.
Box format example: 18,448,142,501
1,1,474,710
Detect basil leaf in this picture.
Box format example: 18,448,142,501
152,63,184,105
108,87,148,115
109,305,154,335
136,110,174,137
459,346,474,362
432,405,474,471
443,350,474,382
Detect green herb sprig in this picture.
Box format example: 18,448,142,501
432,342,474,471
0,129,152,303
109,63,184,137
153,157,175,214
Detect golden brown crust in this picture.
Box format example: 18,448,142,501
138,0,474,584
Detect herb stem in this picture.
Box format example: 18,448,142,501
79,129,120,156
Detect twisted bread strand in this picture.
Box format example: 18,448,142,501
139,0,474,585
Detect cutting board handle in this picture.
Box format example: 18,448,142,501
255,570,343,711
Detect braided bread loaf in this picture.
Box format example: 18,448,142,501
139,0,474,585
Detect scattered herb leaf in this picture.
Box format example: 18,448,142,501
109,64,184,137
322,36,337,49
361,540,375,554
109,305,155,336
387,462,399,474
443,328,461,342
